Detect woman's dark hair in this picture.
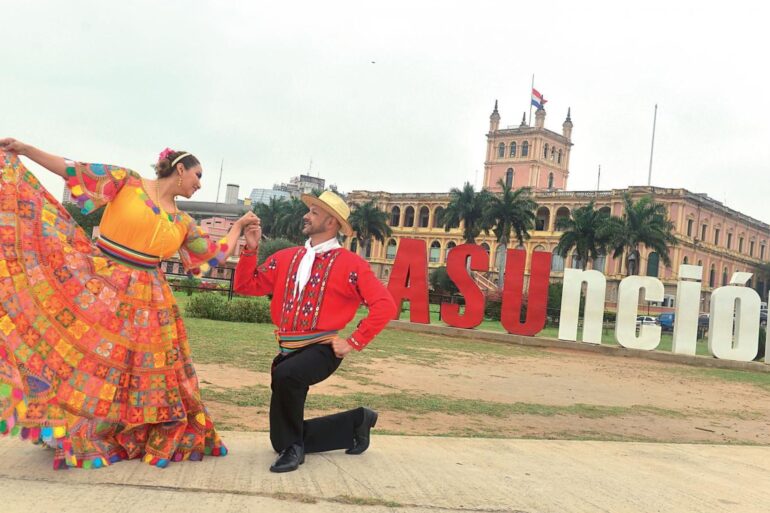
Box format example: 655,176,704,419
155,150,200,178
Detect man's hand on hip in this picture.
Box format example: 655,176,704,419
323,336,354,358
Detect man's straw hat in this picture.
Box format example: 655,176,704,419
301,191,354,236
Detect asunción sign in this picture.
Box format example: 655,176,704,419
386,239,766,364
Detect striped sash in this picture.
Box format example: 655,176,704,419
96,235,161,270
275,330,338,353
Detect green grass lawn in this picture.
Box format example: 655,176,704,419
177,292,770,441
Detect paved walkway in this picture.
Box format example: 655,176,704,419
1,431,769,512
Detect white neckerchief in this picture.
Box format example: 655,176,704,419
294,237,341,297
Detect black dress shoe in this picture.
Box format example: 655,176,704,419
346,408,378,455
270,444,305,473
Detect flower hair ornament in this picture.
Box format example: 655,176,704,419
158,147,175,162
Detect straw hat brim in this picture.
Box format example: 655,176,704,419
301,194,354,236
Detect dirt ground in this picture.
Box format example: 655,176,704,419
196,346,770,445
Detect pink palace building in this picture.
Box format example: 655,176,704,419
346,103,770,313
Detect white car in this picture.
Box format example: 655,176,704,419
636,315,657,326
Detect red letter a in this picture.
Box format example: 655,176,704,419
500,249,551,335
441,243,487,328
387,238,429,323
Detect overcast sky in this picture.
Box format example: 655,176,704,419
4,1,769,222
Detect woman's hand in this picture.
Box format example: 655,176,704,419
0,138,29,155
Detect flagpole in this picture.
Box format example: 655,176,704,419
647,104,658,186
529,74,534,125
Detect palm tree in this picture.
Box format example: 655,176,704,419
440,182,492,244
483,179,537,248
253,196,287,239
606,193,677,275
273,197,308,244
348,200,392,258
554,201,611,270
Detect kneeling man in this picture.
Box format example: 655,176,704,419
234,191,396,472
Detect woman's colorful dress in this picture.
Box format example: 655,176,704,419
0,150,229,469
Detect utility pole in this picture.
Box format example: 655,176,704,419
597,164,601,191
215,159,223,203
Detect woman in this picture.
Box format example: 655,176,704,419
0,139,258,469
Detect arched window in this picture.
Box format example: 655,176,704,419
722,266,728,286
505,168,514,188
535,206,550,231
709,264,715,288
429,241,441,263
551,147,556,160
390,206,401,227
497,143,505,158
509,142,517,157
433,207,444,228
646,252,660,277
558,149,563,164
547,172,554,189
419,206,430,227
350,238,358,254
404,206,415,227
543,143,549,159
683,256,689,265
551,248,565,272
521,141,529,157
555,206,570,229
445,241,456,261
386,239,397,260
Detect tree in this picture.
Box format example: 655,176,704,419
554,200,611,270
253,196,288,239
348,200,392,258
606,193,677,275
429,266,459,295
64,203,104,238
273,197,308,244
440,182,492,244
483,179,537,248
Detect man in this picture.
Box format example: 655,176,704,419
234,191,396,473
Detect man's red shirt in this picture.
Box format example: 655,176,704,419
233,247,396,350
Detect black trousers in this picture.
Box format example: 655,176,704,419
270,343,365,453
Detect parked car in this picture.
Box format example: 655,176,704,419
698,313,709,328
636,315,657,326
658,313,675,331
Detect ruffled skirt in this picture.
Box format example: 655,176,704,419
0,152,226,469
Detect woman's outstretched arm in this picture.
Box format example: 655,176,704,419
0,138,68,178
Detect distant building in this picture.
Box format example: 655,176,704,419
274,174,326,198
225,184,239,205
62,187,73,204
176,200,248,220
249,188,292,205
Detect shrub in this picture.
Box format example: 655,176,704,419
757,326,766,361
180,275,201,296
185,294,271,323
259,238,296,264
